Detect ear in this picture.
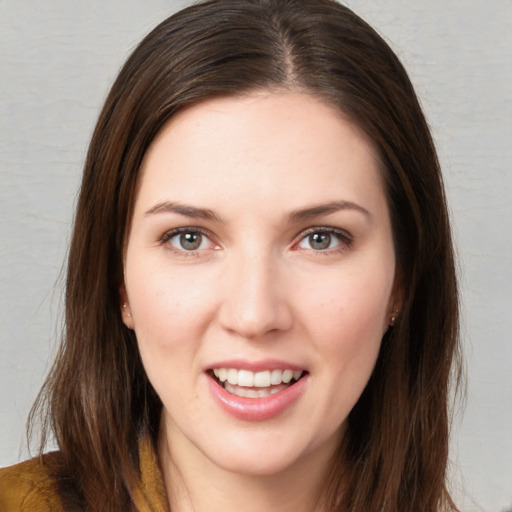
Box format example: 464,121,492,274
119,282,135,330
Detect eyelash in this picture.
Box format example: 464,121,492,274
159,227,218,256
159,226,353,255
294,226,353,253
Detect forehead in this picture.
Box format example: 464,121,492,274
135,91,386,218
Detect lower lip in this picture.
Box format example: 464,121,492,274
207,374,308,421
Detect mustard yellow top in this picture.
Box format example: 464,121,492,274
0,439,168,511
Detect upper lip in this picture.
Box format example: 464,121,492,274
206,358,306,372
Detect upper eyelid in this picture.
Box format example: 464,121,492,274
159,226,219,250
161,226,213,240
295,225,353,242
158,225,353,249
292,227,354,253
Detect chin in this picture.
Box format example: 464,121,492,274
200,425,342,479
211,449,305,477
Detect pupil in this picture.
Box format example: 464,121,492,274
310,233,330,250
180,232,202,250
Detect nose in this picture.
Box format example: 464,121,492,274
218,251,293,339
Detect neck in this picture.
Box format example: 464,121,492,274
158,420,339,512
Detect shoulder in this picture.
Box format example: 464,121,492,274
0,452,64,511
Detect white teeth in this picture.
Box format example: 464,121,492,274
270,369,283,385
282,369,293,383
227,368,238,385
253,370,270,387
212,368,303,388
224,381,288,398
237,369,254,387
245,388,259,398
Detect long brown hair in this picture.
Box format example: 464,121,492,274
29,1,461,510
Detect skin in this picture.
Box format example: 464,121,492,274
121,91,399,511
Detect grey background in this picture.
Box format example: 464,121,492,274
1,1,511,510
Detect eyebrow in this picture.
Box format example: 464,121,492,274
145,199,370,224
288,200,371,223
145,201,223,222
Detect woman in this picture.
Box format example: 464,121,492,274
0,0,461,511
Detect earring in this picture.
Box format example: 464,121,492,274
122,302,131,317
390,309,399,326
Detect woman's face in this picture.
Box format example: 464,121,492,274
122,92,398,477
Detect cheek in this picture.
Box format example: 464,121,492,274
299,267,392,332
295,262,393,372
126,264,219,364
127,267,217,410
299,271,389,425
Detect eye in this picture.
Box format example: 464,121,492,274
161,228,216,252
296,228,352,252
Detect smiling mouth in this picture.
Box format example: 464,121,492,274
208,368,306,398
